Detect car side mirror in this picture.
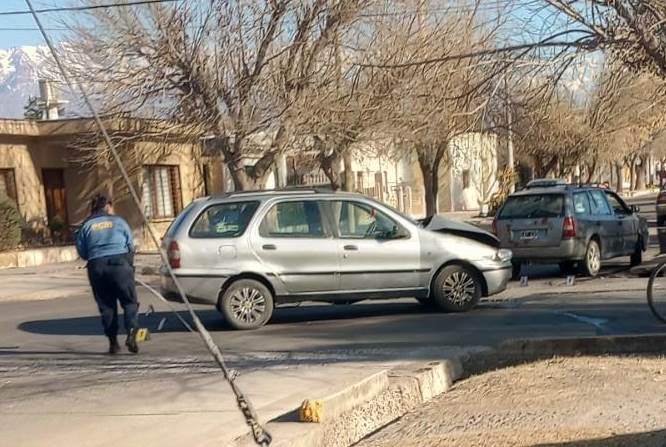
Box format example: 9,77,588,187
630,205,640,214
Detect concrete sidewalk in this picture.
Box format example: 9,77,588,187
0,359,388,447
0,254,161,302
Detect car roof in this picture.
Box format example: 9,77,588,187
510,184,607,197
204,188,367,202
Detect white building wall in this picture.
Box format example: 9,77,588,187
449,133,498,212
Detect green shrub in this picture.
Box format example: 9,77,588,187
0,200,21,251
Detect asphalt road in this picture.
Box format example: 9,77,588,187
0,192,660,373
1,273,664,372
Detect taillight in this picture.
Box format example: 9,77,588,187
167,240,181,269
562,216,576,239
492,218,497,235
658,192,666,204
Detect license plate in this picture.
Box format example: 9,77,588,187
520,230,538,240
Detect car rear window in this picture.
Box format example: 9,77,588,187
189,201,260,238
164,201,197,238
498,194,564,219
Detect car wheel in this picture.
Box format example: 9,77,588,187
630,239,643,267
220,279,274,330
559,261,577,275
432,265,482,312
579,239,601,277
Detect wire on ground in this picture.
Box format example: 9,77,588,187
24,1,271,445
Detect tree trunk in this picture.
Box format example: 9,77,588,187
343,150,354,192
635,156,647,191
615,162,624,193
417,154,439,217
320,150,343,191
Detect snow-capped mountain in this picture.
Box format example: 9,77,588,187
0,46,48,118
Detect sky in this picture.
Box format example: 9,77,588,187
0,0,66,48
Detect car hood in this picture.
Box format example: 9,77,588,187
419,215,499,248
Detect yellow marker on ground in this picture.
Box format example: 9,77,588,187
299,399,323,423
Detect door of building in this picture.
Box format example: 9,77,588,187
42,168,68,225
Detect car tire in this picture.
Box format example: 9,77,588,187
630,239,643,267
432,265,482,312
220,279,274,330
579,239,601,277
559,261,577,275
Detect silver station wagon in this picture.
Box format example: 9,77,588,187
161,189,512,329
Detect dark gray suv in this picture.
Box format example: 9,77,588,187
494,180,648,277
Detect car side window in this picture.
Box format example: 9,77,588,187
189,201,259,238
605,192,630,216
589,190,612,216
573,192,590,216
331,200,408,240
259,200,327,238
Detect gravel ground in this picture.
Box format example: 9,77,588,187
357,356,666,447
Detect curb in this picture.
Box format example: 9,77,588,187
233,359,463,447
500,333,666,357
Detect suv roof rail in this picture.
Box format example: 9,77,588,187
525,178,567,189
218,185,336,198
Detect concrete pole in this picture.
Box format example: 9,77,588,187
504,76,515,192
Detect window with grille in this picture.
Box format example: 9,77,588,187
142,165,182,219
0,169,18,208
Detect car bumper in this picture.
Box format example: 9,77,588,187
481,266,511,296
160,273,225,306
504,239,586,263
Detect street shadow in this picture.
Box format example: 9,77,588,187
531,428,666,446
17,301,427,336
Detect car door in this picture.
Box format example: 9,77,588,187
588,189,622,257
252,199,339,294
605,191,638,254
328,199,421,292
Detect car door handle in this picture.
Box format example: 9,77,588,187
343,245,358,251
262,244,277,250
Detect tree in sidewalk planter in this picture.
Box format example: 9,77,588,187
384,6,499,216
0,200,21,251
61,0,369,191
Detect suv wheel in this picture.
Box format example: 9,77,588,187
579,239,601,277
432,265,482,312
220,279,274,330
630,239,643,267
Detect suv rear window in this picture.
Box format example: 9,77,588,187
189,201,259,238
499,194,564,219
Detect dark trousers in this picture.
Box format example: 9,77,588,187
87,254,139,340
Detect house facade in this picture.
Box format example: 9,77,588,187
0,117,209,249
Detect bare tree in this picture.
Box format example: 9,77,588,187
61,0,368,191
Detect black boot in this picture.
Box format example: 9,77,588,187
108,337,121,355
125,329,139,354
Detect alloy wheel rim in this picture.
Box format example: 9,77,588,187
588,243,600,273
229,287,266,324
442,271,476,305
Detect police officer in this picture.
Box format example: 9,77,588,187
76,194,140,354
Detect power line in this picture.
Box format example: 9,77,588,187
0,27,65,31
0,0,181,16
23,0,271,446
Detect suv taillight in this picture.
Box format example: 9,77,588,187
658,192,666,204
167,240,181,269
562,216,576,239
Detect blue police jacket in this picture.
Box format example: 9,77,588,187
76,212,134,261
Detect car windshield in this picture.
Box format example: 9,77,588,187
499,194,564,219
